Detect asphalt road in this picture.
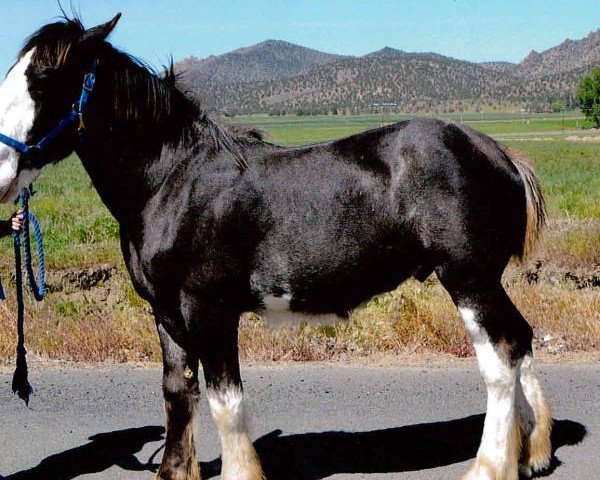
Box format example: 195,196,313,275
0,362,597,479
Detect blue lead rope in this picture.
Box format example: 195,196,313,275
0,186,46,405
0,63,95,405
16,188,46,301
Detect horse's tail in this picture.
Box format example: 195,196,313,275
504,147,546,260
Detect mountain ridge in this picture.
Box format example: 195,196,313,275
176,30,600,114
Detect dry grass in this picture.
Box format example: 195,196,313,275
0,269,159,363
0,220,597,364
534,219,600,269
0,277,596,364
239,277,599,362
510,283,600,351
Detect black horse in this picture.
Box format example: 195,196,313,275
0,15,550,480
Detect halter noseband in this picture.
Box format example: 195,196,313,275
0,61,97,170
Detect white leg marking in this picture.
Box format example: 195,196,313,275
207,385,264,480
0,49,40,202
460,307,519,480
517,354,552,475
517,355,536,436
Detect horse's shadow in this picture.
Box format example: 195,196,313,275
1,416,586,480
1,426,166,480
231,415,587,480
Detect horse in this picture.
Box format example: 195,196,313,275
0,14,551,480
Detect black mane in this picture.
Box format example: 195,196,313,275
20,17,259,171
19,17,84,68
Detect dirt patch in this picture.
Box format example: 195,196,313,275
2,349,598,374
566,134,600,143
45,264,117,293
520,260,600,289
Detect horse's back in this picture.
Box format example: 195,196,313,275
252,116,525,258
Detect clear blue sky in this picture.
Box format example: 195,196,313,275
0,1,597,76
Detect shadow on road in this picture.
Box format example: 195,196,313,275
205,415,588,480
2,426,165,480
1,416,586,480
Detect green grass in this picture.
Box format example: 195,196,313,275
0,113,596,270
232,114,402,146
503,140,599,218
0,157,119,269
468,117,593,135
229,112,594,145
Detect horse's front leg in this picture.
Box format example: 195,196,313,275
156,320,201,480
195,307,264,480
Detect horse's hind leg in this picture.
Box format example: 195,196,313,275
517,353,552,476
195,308,264,480
156,321,201,480
438,267,551,480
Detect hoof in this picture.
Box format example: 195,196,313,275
460,457,496,480
522,398,553,474
221,449,265,480
156,463,201,480
518,463,532,478
156,473,201,480
460,456,519,480
521,442,551,475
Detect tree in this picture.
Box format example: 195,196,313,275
577,67,600,127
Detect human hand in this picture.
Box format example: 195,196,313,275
11,209,24,233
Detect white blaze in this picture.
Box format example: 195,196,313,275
0,50,39,202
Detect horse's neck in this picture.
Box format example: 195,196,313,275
77,132,174,230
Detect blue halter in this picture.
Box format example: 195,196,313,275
0,61,97,169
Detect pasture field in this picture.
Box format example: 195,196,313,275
231,112,594,146
0,113,598,363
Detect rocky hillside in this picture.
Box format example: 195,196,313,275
177,40,344,87
519,30,600,77
176,30,600,114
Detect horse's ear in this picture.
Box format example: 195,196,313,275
80,13,122,44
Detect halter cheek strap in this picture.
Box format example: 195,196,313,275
0,60,97,170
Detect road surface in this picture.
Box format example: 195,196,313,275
0,362,597,479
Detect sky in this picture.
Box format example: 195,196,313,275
0,0,598,76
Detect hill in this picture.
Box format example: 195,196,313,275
175,30,600,114
177,40,344,87
519,29,600,77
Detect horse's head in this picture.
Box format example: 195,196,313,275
0,14,121,202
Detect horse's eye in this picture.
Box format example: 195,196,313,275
28,68,68,101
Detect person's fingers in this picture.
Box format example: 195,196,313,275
11,217,23,231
